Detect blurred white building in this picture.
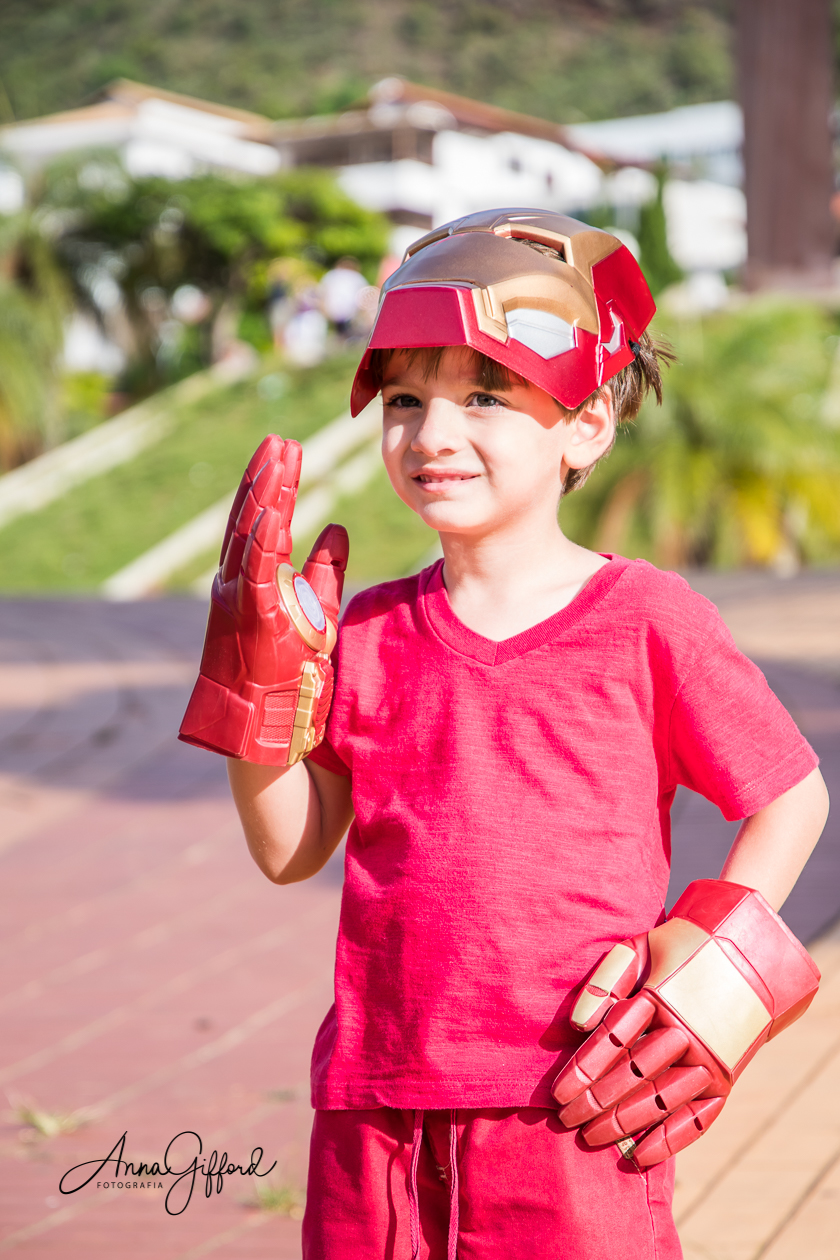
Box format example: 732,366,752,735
0,79,280,179
568,101,746,280
275,81,746,282
338,129,605,257
0,76,747,316
273,78,608,256
567,101,743,187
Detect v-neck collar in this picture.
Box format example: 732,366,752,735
419,555,633,666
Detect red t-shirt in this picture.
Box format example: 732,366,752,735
307,557,817,1110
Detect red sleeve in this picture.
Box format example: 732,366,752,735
667,619,818,821
306,730,351,777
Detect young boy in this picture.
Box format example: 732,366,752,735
179,209,829,1259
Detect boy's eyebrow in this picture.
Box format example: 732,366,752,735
381,370,509,389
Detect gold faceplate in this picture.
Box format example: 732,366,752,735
471,272,598,345
492,222,620,286
405,211,623,291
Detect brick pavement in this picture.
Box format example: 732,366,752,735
0,600,336,1258
0,574,838,1259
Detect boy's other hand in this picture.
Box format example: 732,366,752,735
552,880,819,1167
179,435,348,766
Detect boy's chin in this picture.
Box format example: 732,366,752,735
413,503,495,536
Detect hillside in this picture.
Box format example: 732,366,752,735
0,1,735,129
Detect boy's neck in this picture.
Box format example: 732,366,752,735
439,523,610,643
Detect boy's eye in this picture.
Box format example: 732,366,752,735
470,392,504,408
384,392,422,409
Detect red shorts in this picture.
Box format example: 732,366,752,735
302,1107,682,1259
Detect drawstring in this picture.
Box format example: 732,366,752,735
408,1109,460,1260
447,1109,459,1260
409,1110,424,1260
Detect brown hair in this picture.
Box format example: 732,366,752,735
367,332,674,494
560,330,674,492
368,344,526,396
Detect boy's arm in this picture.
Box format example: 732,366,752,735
177,433,355,884
719,765,829,909
227,757,354,885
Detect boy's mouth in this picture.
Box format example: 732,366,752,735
413,470,478,484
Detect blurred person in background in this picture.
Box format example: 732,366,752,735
283,284,329,367
319,256,367,337
350,282,381,340
266,258,301,351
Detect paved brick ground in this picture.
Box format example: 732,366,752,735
0,573,838,1258
0,600,336,1258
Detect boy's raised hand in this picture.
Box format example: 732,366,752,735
552,880,820,1167
179,435,349,766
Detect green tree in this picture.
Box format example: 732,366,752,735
637,168,683,298
560,301,840,570
40,156,389,394
0,211,70,468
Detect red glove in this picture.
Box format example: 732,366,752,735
179,435,348,766
552,880,820,1167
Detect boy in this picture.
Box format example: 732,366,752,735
179,209,828,1258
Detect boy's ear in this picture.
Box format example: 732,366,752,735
562,392,616,470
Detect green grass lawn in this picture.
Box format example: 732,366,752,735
0,353,438,593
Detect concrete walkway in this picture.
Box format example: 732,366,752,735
0,570,838,1258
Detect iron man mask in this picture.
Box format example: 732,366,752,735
350,208,656,414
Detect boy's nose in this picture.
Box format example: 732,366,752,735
409,399,463,456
